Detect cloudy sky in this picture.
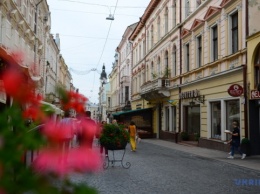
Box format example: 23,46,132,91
47,0,151,104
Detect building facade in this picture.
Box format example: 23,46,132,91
246,0,260,155
123,0,253,152
0,0,76,114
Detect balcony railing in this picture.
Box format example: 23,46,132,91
141,78,170,93
140,78,170,101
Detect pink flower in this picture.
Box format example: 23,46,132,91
33,146,101,176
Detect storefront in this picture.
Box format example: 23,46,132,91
247,31,260,155
112,108,154,138
193,68,245,152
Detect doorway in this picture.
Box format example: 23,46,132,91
183,105,200,137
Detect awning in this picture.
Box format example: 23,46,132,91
40,101,64,116
112,108,153,117
0,46,41,81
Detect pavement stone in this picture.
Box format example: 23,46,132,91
143,139,260,172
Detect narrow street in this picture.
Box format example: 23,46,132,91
70,140,260,194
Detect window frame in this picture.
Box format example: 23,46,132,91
211,25,218,62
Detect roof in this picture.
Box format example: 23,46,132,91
112,108,153,116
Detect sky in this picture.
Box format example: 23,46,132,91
47,0,151,104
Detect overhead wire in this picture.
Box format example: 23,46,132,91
88,0,119,97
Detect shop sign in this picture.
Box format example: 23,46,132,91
227,84,243,97
179,89,199,99
251,90,260,99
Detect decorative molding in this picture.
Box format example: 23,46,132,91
181,28,191,38
203,6,221,21
190,19,205,31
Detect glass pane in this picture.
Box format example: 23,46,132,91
211,101,221,139
226,100,240,131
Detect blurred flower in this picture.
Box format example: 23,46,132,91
33,146,101,176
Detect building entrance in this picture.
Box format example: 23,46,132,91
183,105,200,138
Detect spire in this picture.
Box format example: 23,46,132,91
100,63,107,80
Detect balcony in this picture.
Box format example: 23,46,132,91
120,75,130,83
140,78,170,101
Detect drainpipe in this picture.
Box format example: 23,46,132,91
178,0,182,135
244,0,249,138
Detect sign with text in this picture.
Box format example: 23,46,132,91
227,84,243,97
251,90,260,99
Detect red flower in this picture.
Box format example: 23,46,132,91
2,68,36,104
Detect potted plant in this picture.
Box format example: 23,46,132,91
240,138,251,156
181,131,189,141
100,123,130,150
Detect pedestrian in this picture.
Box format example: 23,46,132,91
128,121,137,152
225,120,246,159
78,111,97,149
112,119,118,126
59,109,75,152
98,121,108,157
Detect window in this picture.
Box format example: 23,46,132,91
211,101,221,139
151,25,154,47
172,106,177,132
172,0,176,27
139,44,141,61
185,0,190,18
147,31,150,50
165,8,169,34
212,25,218,61
125,86,129,102
157,57,161,77
226,100,240,132
157,17,161,42
254,46,260,88
186,43,190,72
151,61,155,79
172,45,177,76
196,0,201,7
197,35,202,67
143,40,146,56
230,12,238,54
164,106,176,132
164,51,169,77
210,100,240,140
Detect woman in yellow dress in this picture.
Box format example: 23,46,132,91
128,121,137,151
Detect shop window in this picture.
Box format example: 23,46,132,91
172,106,177,132
164,106,177,132
211,101,221,139
226,100,240,131
211,100,240,140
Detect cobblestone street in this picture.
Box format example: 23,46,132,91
69,140,260,194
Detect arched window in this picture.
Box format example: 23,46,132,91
151,61,155,79
165,7,169,34
172,0,176,27
254,45,260,89
151,25,154,47
157,57,161,77
147,31,150,50
164,51,169,78
157,17,161,42
172,45,177,76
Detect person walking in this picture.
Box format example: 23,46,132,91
225,120,246,159
78,111,97,149
97,121,108,157
128,121,137,152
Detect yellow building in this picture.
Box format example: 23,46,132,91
127,0,251,153
246,0,260,155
